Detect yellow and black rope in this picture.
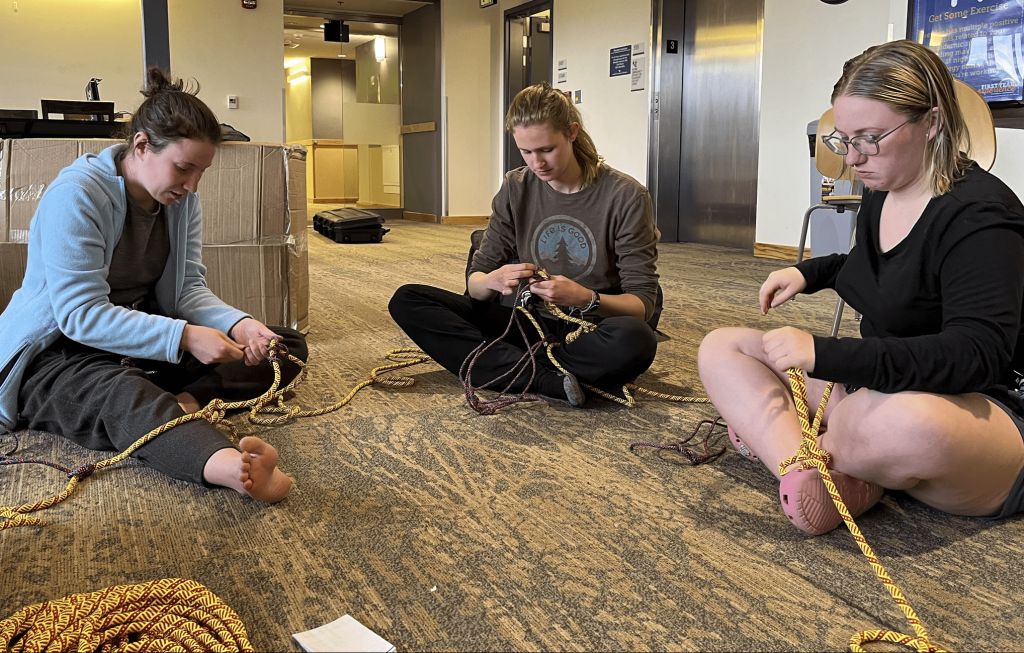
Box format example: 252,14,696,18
0,578,253,652
782,368,943,653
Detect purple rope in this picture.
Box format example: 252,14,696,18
630,416,728,466
460,284,550,415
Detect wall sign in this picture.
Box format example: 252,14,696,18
480,0,497,7
242,0,256,8
609,45,631,77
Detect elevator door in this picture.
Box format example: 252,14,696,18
651,0,763,250
504,2,552,173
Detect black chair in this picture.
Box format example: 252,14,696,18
40,100,115,121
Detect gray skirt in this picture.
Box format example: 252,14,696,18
983,394,1024,519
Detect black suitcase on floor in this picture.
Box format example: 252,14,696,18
333,226,391,243
314,208,388,243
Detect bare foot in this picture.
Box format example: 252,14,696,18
202,438,292,503
238,437,292,502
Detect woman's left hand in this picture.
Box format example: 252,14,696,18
527,273,591,308
230,318,281,366
762,326,816,373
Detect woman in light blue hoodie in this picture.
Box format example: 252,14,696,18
0,68,304,503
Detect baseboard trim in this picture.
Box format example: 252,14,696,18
403,211,436,223
312,196,359,204
441,215,489,225
754,243,807,262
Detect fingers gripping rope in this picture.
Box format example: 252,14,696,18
0,341,434,532
460,271,712,414
0,578,254,652
782,368,943,653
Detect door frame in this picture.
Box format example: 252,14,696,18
503,0,554,174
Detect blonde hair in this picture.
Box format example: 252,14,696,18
505,82,603,189
832,40,970,196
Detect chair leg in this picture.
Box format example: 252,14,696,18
830,297,846,338
798,204,830,264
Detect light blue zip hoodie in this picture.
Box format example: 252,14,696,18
0,145,248,431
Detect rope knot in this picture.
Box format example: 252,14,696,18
267,339,288,363
70,463,96,480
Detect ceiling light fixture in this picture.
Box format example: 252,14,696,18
375,36,386,61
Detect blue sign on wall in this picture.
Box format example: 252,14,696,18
610,45,631,77
912,0,1024,102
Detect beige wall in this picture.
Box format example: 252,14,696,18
0,0,283,144
756,0,896,248
285,61,313,143
443,0,507,217
169,0,284,144
443,0,650,218
0,0,144,117
549,0,651,183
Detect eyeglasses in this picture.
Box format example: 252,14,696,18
821,119,911,156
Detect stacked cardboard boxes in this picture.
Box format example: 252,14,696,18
0,139,309,332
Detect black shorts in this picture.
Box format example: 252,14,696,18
983,394,1024,519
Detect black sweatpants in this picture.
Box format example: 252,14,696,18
16,328,307,485
388,284,657,399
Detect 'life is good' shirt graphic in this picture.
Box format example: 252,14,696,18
530,215,597,280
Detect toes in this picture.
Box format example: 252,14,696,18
239,436,267,455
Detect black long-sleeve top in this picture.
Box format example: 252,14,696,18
795,164,1024,404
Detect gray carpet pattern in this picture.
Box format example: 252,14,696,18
2,219,1023,651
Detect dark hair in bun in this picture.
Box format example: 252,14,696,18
120,67,222,154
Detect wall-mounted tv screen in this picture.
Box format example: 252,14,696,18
909,0,1024,104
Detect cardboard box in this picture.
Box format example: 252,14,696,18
260,144,308,238
203,243,289,328
79,139,121,157
3,139,79,243
289,229,310,332
0,242,28,312
0,141,9,244
197,142,260,245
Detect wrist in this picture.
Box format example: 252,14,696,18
229,318,251,341
582,290,601,312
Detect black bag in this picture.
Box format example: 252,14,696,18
314,208,387,244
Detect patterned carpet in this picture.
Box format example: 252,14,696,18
2,219,1023,651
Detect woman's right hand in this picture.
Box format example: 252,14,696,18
759,267,808,314
485,263,539,296
180,324,246,364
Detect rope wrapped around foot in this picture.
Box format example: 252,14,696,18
0,578,253,652
782,368,944,653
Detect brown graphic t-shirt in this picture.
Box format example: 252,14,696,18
469,164,661,321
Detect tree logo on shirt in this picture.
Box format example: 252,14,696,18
530,215,597,279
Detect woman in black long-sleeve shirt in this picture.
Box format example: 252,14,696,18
698,40,1024,535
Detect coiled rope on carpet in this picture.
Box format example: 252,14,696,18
783,368,944,653
0,578,253,652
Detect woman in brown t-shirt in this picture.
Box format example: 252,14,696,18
390,82,662,407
